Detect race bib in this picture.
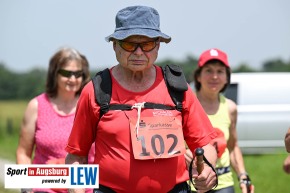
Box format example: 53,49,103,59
130,116,185,160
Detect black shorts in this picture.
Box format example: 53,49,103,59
191,186,235,193
93,181,190,193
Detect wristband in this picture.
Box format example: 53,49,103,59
238,172,248,180
239,178,251,185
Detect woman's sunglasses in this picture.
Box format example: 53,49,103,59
117,39,159,52
58,69,83,78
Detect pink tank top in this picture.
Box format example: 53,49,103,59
33,93,75,164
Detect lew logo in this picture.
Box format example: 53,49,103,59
70,167,98,185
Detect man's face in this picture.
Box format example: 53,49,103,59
113,35,160,72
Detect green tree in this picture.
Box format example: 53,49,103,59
262,59,290,72
0,63,46,100
156,55,198,82
232,63,257,73
17,68,46,99
0,63,20,99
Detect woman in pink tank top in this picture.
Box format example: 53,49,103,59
16,47,94,193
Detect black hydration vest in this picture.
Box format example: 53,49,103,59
91,64,188,118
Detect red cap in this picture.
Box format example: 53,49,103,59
198,48,230,67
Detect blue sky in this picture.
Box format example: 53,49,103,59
1,0,290,72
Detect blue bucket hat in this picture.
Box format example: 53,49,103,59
105,5,171,43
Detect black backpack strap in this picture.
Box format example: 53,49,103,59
92,65,187,117
92,68,133,117
92,68,113,117
162,64,188,112
144,102,175,110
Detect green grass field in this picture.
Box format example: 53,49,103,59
0,100,289,193
233,153,290,192
0,100,28,160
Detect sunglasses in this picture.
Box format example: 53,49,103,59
58,69,83,78
117,39,159,52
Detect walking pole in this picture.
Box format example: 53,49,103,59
195,148,204,175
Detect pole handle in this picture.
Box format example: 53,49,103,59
195,148,204,175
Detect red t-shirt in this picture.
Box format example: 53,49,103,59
65,65,216,193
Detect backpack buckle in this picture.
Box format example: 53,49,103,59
100,103,109,115
176,102,182,112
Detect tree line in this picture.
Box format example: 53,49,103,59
0,56,290,100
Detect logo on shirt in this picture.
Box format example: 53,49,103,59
152,110,173,117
